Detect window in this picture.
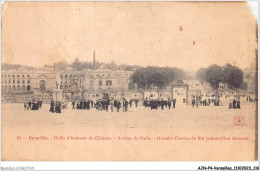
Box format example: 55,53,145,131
12,75,15,77
17,75,19,77
17,80,20,84
8,80,10,84
5,80,7,84
13,80,15,84
27,80,30,84
8,75,10,77
22,75,24,77
27,75,30,77
99,80,102,86
22,80,25,84
106,80,112,86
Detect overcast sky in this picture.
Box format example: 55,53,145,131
1,1,258,70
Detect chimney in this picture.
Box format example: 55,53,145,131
93,51,96,69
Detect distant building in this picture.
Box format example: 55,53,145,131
1,67,133,101
1,68,32,93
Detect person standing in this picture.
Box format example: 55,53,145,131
192,97,195,108
236,100,240,109
124,100,128,112
129,99,132,108
135,99,138,108
233,98,237,109
172,99,176,109
161,99,164,110
72,101,75,109
117,100,121,112
168,100,171,109
28,100,32,110
50,100,55,113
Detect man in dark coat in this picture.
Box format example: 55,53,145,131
172,99,176,109
192,97,195,108
50,100,55,113
168,100,171,109
72,101,75,109
236,100,240,109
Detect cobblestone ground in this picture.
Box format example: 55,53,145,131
1,101,257,161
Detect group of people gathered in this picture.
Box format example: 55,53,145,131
49,100,62,113
192,97,220,108
72,100,94,110
72,98,139,112
24,99,42,110
229,98,241,109
143,98,176,110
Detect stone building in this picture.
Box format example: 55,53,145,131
1,68,32,93
1,67,133,101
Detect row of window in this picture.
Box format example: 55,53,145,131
1,74,30,78
60,75,81,78
61,79,82,84
90,80,113,86
60,85,82,89
2,80,30,84
1,85,31,91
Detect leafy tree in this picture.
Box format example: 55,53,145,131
229,66,243,89
205,65,225,89
131,66,186,90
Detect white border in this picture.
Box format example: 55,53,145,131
0,0,259,170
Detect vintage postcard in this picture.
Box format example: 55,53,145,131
1,1,258,162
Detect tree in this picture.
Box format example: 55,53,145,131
205,65,225,89
223,63,243,89
229,66,243,89
131,66,186,90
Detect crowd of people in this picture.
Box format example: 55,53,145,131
24,99,42,110
70,98,139,112
25,91,252,113
229,98,241,109
49,100,62,113
143,98,176,110
72,100,94,110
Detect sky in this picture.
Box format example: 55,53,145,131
1,1,258,70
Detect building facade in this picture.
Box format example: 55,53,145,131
1,68,32,94
1,67,133,101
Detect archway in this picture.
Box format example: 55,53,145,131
27,85,31,91
39,80,46,92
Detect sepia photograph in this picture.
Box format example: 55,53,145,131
0,0,258,166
